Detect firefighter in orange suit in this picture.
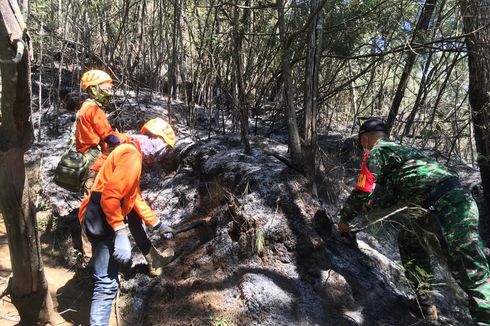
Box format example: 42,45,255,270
79,118,175,326
77,69,121,269
77,69,120,194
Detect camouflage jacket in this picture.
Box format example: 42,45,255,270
340,138,457,224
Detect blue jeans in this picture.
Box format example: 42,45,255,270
90,234,119,326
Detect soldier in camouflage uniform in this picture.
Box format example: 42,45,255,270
338,118,490,325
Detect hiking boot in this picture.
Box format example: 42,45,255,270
144,246,175,277
144,253,162,277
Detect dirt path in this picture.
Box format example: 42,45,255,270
0,216,117,326
0,216,74,325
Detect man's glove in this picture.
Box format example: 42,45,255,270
337,222,358,249
113,229,132,263
154,221,176,239
104,134,120,146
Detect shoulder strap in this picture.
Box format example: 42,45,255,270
65,112,78,151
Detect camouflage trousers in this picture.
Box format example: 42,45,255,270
81,147,101,196
399,187,490,325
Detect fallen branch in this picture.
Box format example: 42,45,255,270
58,308,78,315
253,140,304,174
350,206,428,233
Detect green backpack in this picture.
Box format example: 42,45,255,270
54,114,91,193
54,146,89,192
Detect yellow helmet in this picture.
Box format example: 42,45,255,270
141,117,176,148
81,70,112,90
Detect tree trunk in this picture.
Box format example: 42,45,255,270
386,0,438,131
403,0,447,139
169,0,181,100
233,2,251,154
401,51,434,139
0,1,55,324
303,0,323,193
82,0,91,68
347,61,359,132
459,0,490,244
277,0,303,167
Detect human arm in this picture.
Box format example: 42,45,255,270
90,104,113,141
338,147,385,231
131,191,175,238
339,189,372,227
132,191,160,227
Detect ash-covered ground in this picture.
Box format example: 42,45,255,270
24,90,486,325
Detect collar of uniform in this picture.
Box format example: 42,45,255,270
85,98,103,107
130,137,143,157
375,137,390,147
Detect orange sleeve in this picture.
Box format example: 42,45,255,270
76,102,114,153
90,133,132,172
133,191,159,227
100,147,141,230
91,106,113,141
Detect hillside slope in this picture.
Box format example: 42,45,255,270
24,98,479,325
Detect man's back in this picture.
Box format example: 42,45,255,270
367,139,457,204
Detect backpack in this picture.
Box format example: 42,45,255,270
54,146,89,192
54,114,89,192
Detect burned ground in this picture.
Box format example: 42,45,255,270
16,93,483,326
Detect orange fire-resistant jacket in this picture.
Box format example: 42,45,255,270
75,99,113,171
78,140,160,231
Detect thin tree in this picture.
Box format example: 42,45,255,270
277,0,303,168
303,0,324,193
386,0,438,131
402,0,447,138
0,1,55,324
168,0,181,101
232,1,251,154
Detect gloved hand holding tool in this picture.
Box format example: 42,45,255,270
154,221,176,239
155,220,205,239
